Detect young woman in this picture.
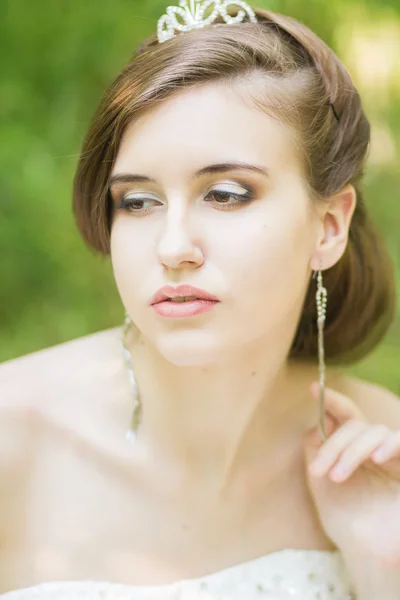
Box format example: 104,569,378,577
1,2,400,598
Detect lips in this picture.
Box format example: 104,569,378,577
150,284,220,305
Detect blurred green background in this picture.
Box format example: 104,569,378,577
1,0,399,393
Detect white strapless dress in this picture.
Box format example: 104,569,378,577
0,549,355,599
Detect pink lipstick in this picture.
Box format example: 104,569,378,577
150,284,220,318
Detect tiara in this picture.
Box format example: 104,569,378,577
157,0,258,43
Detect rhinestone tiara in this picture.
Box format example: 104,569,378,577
157,0,258,43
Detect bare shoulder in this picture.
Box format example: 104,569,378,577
0,325,128,489
0,326,126,439
0,326,122,410
331,370,400,429
0,327,126,544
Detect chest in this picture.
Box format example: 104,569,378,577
7,428,335,587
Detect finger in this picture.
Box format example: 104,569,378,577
371,430,400,463
308,419,367,476
329,424,391,481
310,382,367,426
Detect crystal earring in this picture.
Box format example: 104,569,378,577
121,311,141,441
313,264,328,441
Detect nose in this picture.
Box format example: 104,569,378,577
157,210,204,270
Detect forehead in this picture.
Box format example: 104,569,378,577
112,82,302,179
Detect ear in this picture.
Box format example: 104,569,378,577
310,183,357,271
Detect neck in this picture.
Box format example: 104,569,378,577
125,327,319,492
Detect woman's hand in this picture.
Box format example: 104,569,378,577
303,382,400,571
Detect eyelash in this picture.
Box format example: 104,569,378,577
117,189,255,215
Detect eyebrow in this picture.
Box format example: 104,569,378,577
109,162,270,187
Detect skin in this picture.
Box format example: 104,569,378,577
0,78,375,591
109,79,356,490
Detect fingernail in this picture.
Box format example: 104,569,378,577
372,448,384,461
331,463,348,478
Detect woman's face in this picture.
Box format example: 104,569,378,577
109,81,320,366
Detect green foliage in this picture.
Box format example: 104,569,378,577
1,0,399,393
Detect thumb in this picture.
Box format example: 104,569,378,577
302,426,323,464
302,425,338,520
302,412,336,464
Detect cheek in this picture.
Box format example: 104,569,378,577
215,208,310,280
110,218,147,301
212,206,312,317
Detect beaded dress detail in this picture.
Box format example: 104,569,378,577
1,549,355,599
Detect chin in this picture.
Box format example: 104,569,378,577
155,329,226,367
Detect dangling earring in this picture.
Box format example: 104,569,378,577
313,264,328,441
120,311,141,441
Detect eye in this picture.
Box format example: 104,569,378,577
117,195,162,214
116,185,255,215
204,188,254,209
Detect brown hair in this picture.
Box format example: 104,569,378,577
73,7,396,365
